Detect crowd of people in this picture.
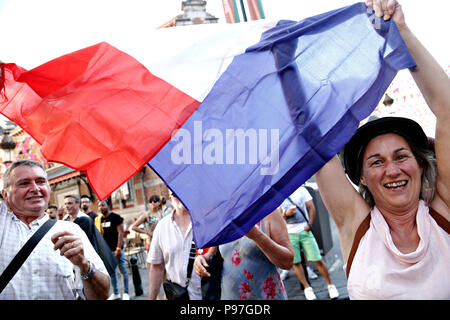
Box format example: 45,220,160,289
27,174,340,301
0,0,449,301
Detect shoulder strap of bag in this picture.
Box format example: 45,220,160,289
0,218,57,294
345,213,371,278
287,196,311,228
429,207,450,234
185,241,196,286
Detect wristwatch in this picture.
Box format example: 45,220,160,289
80,260,96,280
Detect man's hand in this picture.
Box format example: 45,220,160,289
114,247,122,258
52,230,110,299
51,231,88,272
284,207,296,217
194,255,211,277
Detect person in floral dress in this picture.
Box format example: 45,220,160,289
130,194,165,249
194,208,293,300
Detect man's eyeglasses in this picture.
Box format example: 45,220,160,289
149,199,160,203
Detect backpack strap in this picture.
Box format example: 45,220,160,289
345,213,371,278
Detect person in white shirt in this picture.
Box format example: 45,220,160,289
63,194,89,222
147,191,202,300
0,160,110,300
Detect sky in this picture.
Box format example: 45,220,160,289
0,0,448,68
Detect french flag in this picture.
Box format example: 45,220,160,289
0,3,415,247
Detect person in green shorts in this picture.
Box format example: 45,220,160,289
280,185,339,300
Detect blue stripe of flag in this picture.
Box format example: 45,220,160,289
149,2,415,248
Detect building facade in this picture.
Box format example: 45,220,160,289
8,125,169,225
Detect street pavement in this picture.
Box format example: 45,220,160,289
114,214,348,301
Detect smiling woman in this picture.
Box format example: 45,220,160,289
315,0,450,300
345,117,436,209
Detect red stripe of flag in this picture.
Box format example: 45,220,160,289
0,42,200,199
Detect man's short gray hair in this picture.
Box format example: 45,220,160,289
3,159,47,190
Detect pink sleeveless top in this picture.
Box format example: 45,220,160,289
347,201,450,299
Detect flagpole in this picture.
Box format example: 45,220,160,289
239,0,247,22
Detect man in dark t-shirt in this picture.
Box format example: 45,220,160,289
98,199,129,300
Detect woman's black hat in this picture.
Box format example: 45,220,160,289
343,116,428,185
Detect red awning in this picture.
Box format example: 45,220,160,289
48,170,82,185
